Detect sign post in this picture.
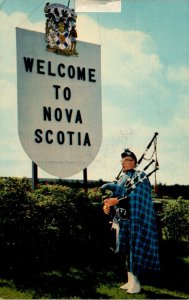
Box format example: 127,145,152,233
32,161,38,190
83,168,88,190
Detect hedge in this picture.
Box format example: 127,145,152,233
0,177,188,274
161,199,189,244
0,177,110,274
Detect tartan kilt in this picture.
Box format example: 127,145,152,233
113,218,130,254
111,172,160,276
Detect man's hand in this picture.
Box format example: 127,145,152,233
102,198,118,215
103,204,110,215
104,198,119,207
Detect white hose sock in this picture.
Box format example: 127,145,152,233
127,273,140,294
120,272,132,290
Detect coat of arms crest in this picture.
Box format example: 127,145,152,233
44,2,78,56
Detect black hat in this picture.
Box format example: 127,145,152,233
121,148,137,164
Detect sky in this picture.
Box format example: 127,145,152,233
0,0,189,185
75,0,121,12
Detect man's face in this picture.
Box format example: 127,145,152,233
121,156,135,171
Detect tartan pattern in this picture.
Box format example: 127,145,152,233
101,182,126,198
101,171,136,198
114,218,130,254
113,170,160,276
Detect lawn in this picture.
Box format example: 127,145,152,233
0,242,189,299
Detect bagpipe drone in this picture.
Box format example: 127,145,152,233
100,132,159,220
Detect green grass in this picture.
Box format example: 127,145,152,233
0,254,189,299
0,272,189,299
0,240,189,299
97,284,189,299
0,279,33,299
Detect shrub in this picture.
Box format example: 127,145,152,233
161,199,189,244
0,177,35,271
0,178,109,273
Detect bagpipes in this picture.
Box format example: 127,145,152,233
100,132,159,220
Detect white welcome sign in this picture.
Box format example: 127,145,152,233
16,28,102,178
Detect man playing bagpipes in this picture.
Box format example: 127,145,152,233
102,148,160,294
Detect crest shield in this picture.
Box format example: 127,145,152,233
44,2,79,56
16,28,102,178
